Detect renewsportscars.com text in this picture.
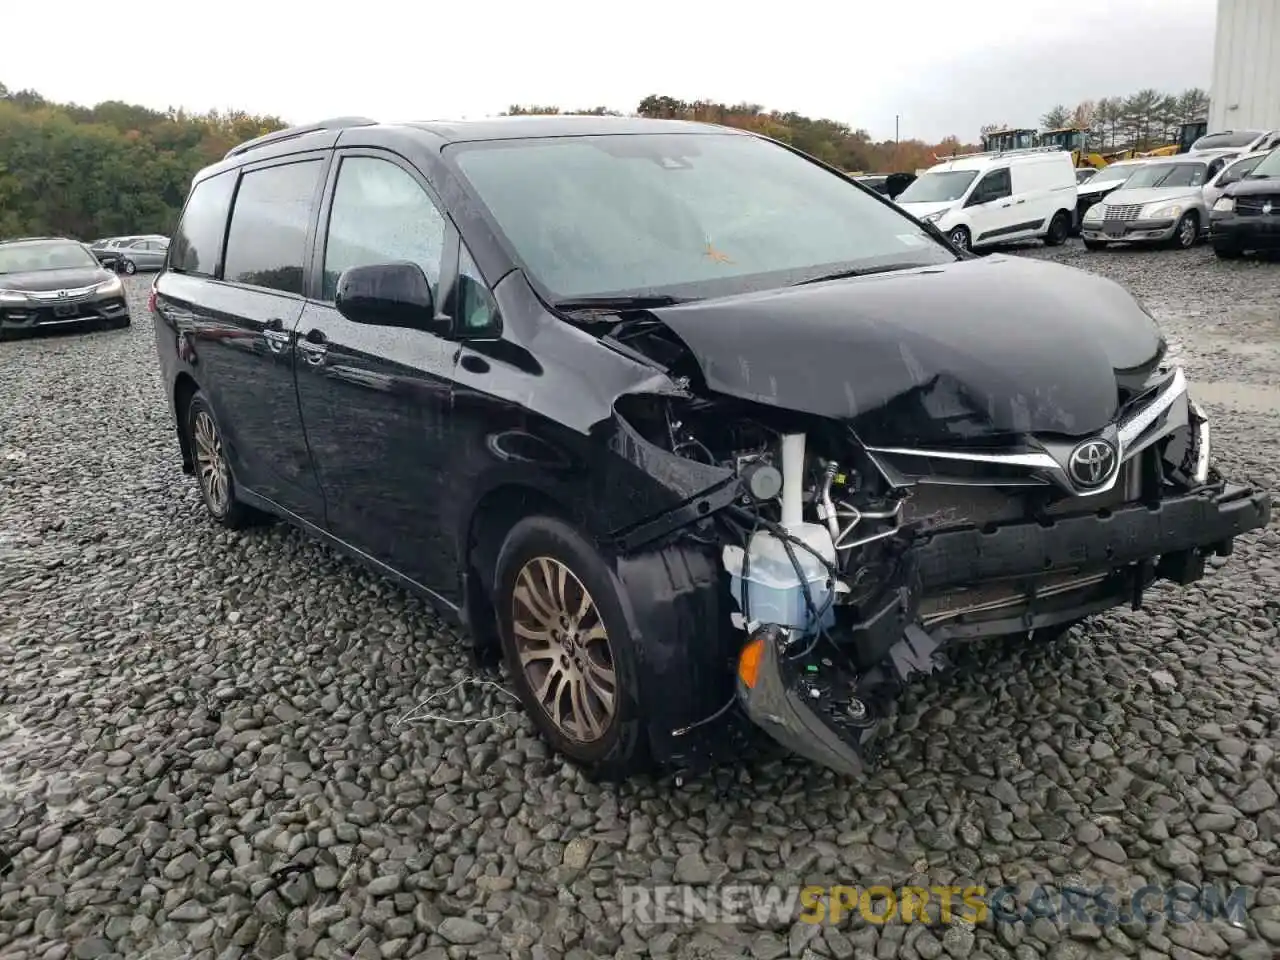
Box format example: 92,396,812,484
620,883,1250,927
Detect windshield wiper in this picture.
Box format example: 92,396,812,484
551,294,690,315
792,263,932,286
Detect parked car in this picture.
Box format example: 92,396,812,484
151,115,1270,780
108,236,170,274
854,173,916,202
894,147,1077,251
0,237,131,339
1079,156,1228,250
1209,146,1280,259
1202,149,1271,211
1071,157,1149,228
1189,129,1280,154
93,235,143,266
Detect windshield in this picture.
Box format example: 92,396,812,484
1121,162,1207,189
0,241,98,275
1088,164,1141,186
1194,132,1261,150
1247,149,1280,178
449,133,953,300
896,170,979,203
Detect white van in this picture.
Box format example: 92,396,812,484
895,148,1079,251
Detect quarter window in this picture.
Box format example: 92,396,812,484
170,170,237,277
322,156,447,303
454,243,499,332
222,159,323,295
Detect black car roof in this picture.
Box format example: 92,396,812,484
193,114,754,186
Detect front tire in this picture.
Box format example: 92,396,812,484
1213,242,1244,259
123,259,137,275
947,225,971,252
184,391,257,529
494,516,650,780
1170,212,1199,250
1043,211,1071,246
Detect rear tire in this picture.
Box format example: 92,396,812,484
184,391,258,530
1083,239,1108,251
493,516,651,781
1043,211,1071,246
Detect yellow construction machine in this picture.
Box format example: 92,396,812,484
981,127,1039,152
1134,121,1210,158
1037,127,1125,169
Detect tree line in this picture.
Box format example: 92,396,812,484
0,81,1213,242
507,96,979,175
0,81,286,241
984,87,1210,151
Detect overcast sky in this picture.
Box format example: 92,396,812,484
8,0,1216,143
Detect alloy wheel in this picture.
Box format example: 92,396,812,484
1178,216,1197,248
510,556,617,743
949,228,970,251
192,410,230,515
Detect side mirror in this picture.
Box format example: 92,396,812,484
335,262,438,330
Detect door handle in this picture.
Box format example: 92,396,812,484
298,329,328,366
263,318,291,354
1016,199,1026,204
999,202,1012,208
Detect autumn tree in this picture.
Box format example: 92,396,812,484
1040,105,1071,129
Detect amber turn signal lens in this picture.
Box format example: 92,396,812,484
738,636,764,689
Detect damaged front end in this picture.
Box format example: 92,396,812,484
602,323,1270,781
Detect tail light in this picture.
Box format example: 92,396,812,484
147,287,157,314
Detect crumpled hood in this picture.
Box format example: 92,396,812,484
648,255,1166,447
0,265,113,292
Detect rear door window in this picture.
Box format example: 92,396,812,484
222,159,324,295
169,172,237,277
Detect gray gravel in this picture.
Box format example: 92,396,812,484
1,243,1278,960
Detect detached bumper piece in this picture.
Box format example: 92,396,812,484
735,624,886,779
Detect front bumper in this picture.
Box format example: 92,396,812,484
736,482,1271,778
1080,217,1177,243
1209,213,1280,250
0,291,130,335
912,482,1268,592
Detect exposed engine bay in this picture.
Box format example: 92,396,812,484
608,331,1260,779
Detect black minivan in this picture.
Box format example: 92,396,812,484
152,115,1270,781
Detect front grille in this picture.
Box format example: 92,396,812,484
901,458,1142,532
1236,195,1280,216
1104,204,1144,222
26,285,98,302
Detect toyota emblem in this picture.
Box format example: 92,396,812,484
1068,438,1118,488
57,290,67,298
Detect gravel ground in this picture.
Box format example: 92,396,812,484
1,243,1278,960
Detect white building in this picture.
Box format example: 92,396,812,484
1208,0,1280,132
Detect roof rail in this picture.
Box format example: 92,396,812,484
932,145,1062,162
224,116,378,160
